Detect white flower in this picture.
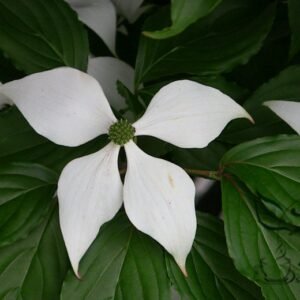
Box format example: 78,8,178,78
65,0,144,54
0,68,252,277
264,100,300,134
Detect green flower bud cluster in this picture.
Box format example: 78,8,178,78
108,119,135,145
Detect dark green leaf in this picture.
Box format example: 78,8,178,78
192,75,249,102
223,65,300,144
61,213,170,300
0,51,24,83
0,162,57,246
0,207,69,300
222,135,300,226
166,212,263,300
0,0,88,73
170,141,227,171
288,0,300,58
144,0,222,39
138,75,248,107
0,107,107,172
135,0,276,86
116,80,145,119
222,179,300,299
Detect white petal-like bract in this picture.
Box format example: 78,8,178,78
124,141,197,273
134,80,252,148
1,68,116,146
264,100,300,134
88,57,134,110
66,0,116,54
58,143,122,276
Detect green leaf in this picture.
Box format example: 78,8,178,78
223,65,300,144
135,0,276,86
138,75,248,107
0,207,69,300
116,80,145,119
61,213,170,300
0,0,88,73
288,0,300,58
144,0,222,39
191,75,249,101
170,141,227,171
0,107,107,172
0,162,57,246
222,179,300,299
221,135,300,226
166,212,263,300
0,51,24,83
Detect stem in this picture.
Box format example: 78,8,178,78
184,169,220,180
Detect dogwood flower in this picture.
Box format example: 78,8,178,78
0,68,252,276
66,0,144,54
264,100,300,134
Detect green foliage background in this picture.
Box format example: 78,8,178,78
0,0,299,299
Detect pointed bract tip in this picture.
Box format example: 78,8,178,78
179,264,188,277
72,263,82,280
247,113,255,124
75,270,82,280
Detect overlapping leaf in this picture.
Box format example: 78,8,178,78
135,0,276,86
61,213,170,300
0,208,69,300
223,65,300,144
0,0,88,73
0,108,107,172
222,135,300,226
288,0,300,58
166,212,263,300
222,179,300,299
144,0,222,39
0,163,57,246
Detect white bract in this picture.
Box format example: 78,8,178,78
65,0,144,54
264,100,300,134
0,68,252,277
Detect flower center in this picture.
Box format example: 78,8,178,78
108,119,135,145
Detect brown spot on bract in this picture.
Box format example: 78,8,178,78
168,174,175,188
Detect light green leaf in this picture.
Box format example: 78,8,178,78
222,135,300,226
0,207,69,300
0,0,89,73
135,0,276,86
144,0,221,39
0,162,57,246
288,0,300,58
222,179,300,299
166,212,263,300
61,213,170,300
